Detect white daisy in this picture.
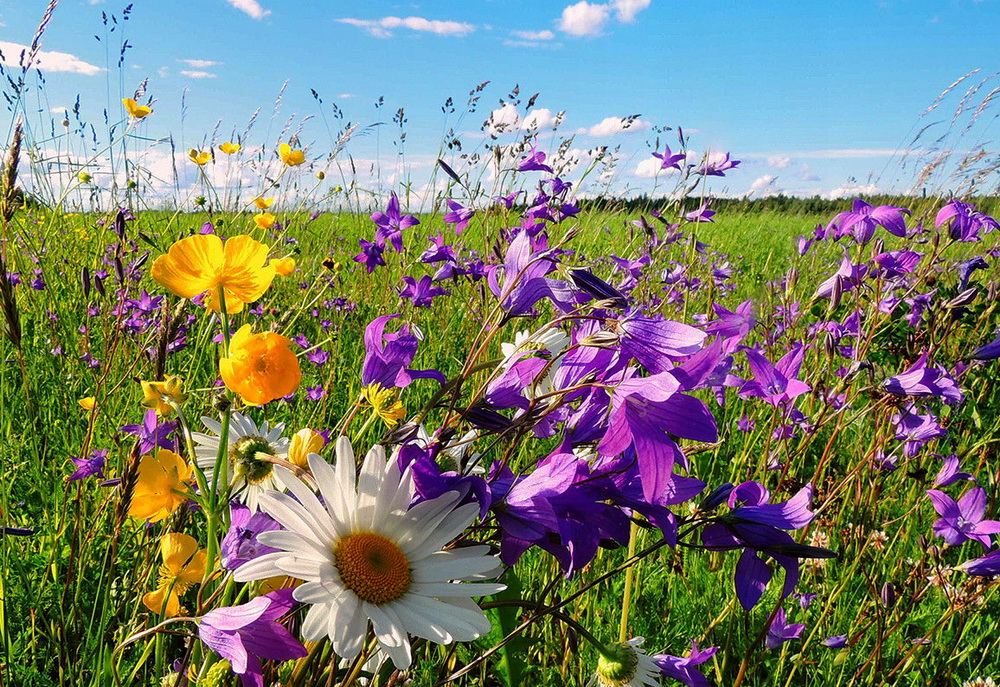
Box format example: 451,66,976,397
234,436,504,669
593,637,662,687
192,412,290,512
500,327,570,362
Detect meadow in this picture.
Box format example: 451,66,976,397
4,7,1000,687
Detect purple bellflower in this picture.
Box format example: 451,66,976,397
973,332,1000,360
486,231,578,315
697,151,740,176
931,454,976,488
829,199,909,244
353,239,386,273
67,449,108,482
221,503,281,570
443,199,474,234
738,345,811,407
766,607,806,650
399,275,449,308
883,352,964,405
119,409,176,455
926,487,1000,550
652,145,686,171
935,199,999,242
701,482,833,610
517,145,553,173
371,192,419,253
198,588,307,687
361,314,445,389
655,641,718,687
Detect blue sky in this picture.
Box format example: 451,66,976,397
1,0,999,203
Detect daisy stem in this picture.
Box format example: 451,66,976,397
618,520,639,643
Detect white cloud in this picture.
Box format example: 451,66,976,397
747,174,781,197
557,1,611,36
511,29,555,40
634,157,664,178
157,66,169,78
179,58,221,68
613,0,651,22
225,0,270,20
797,163,820,182
485,103,521,135
337,93,355,99
337,16,475,38
180,70,217,79
752,149,902,160
578,116,651,137
823,182,881,200
50,106,68,114
0,40,103,75
521,108,560,130
767,155,791,169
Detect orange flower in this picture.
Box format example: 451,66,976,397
142,533,206,616
278,143,305,166
254,212,276,230
128,449,193,522
220,324,301,406
122,98,152,119
270,256,295,276
219,142,241,154
253,197,274,209
78,396,96,411
151,234,276,314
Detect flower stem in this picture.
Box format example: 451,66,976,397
618,520,639,642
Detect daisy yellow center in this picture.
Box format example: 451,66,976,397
596,644,639,687
360,383,406,427
334,532,411,605
230,435,276,484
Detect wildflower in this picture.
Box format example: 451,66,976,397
931,454,976,488
361,314,445,389
189,149,212,165
219,325,301,406
822,635,848,649
151,234,276,314
221,502,281,570
234,437,505,669
77,172,92,183
254,213,276,230
278,142,305,166
219,142,241,154
517,145,553,173
701,482,832,610
829,199,909,244
739,345,811,407
443,199,474,234
766,607,805,650
193,413,290,511
883,352,964,405
122,97,152,119
120,409,177,455
78,396,96,411
973,333,1000,361
142,533,206,616
399,275,448,308
287,428,324,470
198,588,307,687
926,487,1000,549
697,151,740,176
935,199,999,242
141,376,188,417
652,145,686,171
128,449,193,522
67,449,107,482
253,197,274,209
595,638,661,687
684,200,716,223
360,382,406,427
371,193,419,253
267,257,294,277
353,239,386,273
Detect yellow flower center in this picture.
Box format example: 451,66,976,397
334,532,411,605
360,383,406,427
229,435,276,484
